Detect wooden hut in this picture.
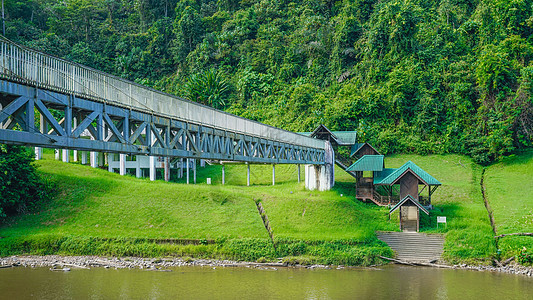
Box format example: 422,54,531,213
347,147,441,232
389,195,430,232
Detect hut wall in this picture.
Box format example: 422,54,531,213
400,172,419,200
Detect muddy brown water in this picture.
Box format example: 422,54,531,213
0,265,532,299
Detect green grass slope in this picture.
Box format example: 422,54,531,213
0,152,394,264
484,150,533,259
4,151,525,265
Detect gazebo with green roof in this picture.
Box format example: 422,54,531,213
347,156,441,207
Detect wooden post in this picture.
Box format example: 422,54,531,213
55,149,60,160
297,164,301,183
272,164,275,186
222,164,225,185
247,163,250,186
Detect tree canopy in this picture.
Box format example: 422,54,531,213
4,0,533,163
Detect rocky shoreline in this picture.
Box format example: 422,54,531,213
0,255,532,276
0,255,314,271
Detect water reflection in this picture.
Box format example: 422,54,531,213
0,265,532,299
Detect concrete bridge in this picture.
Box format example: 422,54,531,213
0,37,334,190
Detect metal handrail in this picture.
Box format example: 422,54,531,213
0,36,325,151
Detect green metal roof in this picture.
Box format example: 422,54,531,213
346,155,384,172
332,131,357,145
374,161,441,186
298,127,357,146
389,195,430,215
373,168,397,184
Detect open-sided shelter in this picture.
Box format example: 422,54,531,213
389,195,430,232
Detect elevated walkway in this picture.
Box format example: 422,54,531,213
377,231,444,263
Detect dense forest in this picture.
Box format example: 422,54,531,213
3,0,533,164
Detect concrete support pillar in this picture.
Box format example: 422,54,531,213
186,158,190,184
304,141,335,191
35,147,42,160
98,152,104,167
55,149,61,160
193,159,196,184
72,117,78,162
81,151,87,165
247,163,250,186
120,154,126,176
108,154,114,173
149,156,156,181
149,131,156,180
90,152,98,168
136,156,142,178
35,113,45,160
298,164,301,183
272,164,276,186
62,149,70,163
179,158,183,178
222,164,225,185
164,157,170,182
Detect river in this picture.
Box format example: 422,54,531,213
1,265,532,299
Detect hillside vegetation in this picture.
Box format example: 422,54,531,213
4,0,532,164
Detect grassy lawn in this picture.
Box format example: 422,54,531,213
0,150,394,264
5,150,527,265
385,154,496,264
484,150,533,258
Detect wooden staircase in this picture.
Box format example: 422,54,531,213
335,158,357,178
377,231,444,262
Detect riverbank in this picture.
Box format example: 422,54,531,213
0,255,341,270
1,255,532,277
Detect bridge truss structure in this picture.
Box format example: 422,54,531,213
0,37,325,165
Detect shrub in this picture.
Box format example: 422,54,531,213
0,145,54,221
517,247,533,265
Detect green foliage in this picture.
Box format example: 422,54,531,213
185,68,230,109
0,145,53,221
517,247,533,265
5,0,533,163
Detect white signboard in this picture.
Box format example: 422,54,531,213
437,216,447,228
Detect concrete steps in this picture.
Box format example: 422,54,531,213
377,231,444,262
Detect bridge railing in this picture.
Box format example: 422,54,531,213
0,37,324,150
